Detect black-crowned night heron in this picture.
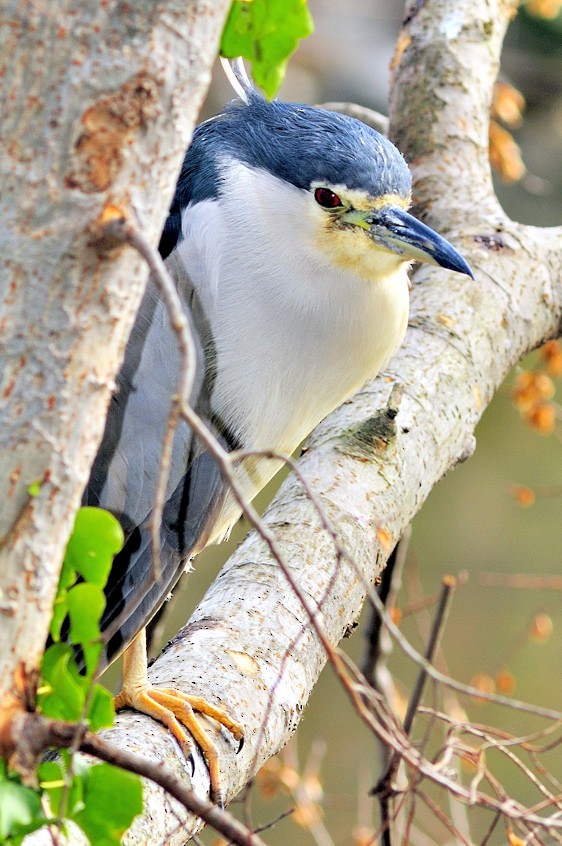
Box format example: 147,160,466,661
84,61,472,804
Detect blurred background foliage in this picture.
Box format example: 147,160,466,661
109,2,562,843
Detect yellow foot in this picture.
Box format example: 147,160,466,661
114,683,244,807
114,631,243,807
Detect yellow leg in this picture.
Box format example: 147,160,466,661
114,629,243,806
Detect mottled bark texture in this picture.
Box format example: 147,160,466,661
0,0,230,739
5,0,562,844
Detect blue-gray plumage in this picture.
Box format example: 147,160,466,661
83,62,473,804
161,93,412,259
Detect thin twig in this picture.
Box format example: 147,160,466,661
404,575,456,736
401,791,416,846
223,452,562,723
415,789,473,846
431,714,562,809
100,214,198,584
480,573,562,590
224,443,562,723
318,102,389,135
124,224,198,584
13,711,266,846
80,733,268,846
360,526,411,688
480,811,502,846
253,807,295,835
374,577,455,835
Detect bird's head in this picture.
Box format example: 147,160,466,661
165,94,473,283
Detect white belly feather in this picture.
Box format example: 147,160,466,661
177,165,411,542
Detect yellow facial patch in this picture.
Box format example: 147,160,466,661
309,184,412,280
316,226,411,280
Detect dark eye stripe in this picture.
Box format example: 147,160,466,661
314,187,343,209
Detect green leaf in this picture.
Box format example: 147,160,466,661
73,764,143,846
38,644,85,722
49,544,77,642
49,506,122,641
49,592,70,643
39,758,86,822
32,507,136,842
80,640,104,680
40,642,70,682
67,583,106,644
37,760,66,818
0,764,45,841
65,507,124,588
221,0,314,98
87,685,115,731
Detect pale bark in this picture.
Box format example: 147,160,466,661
0,0,230,732
9,0,562,844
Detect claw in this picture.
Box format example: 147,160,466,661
116,631,244,806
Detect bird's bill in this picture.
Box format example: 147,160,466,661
350,206,474,278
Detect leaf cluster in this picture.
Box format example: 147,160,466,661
37,507,124,730
0,754,143,846
1,508,142,846
221,0,314,98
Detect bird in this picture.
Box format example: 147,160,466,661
83,60,473,805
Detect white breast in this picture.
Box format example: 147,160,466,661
176,162,410,538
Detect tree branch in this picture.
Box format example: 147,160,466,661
13,0,562,843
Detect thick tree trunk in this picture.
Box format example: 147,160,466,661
0,0,230,739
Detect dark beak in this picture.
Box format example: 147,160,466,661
365,206,474,278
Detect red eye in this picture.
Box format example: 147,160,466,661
314,187,343,209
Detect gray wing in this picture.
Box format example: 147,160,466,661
84,253,227,666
